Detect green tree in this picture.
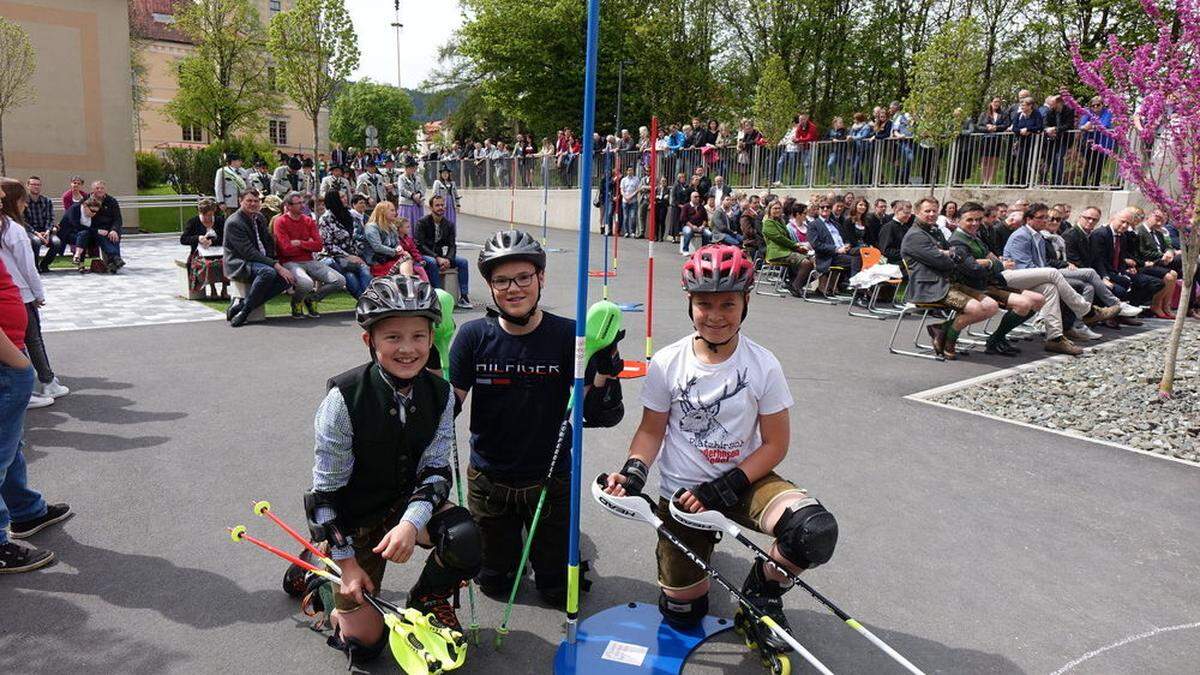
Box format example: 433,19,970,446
752,53,799,144
329,80,416,150
268,0,359,156
0,17,36,175
164,0,280,142
904,17,986,190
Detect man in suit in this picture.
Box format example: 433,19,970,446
415,195,472,309
1003,202,1118,353
807,199,860,296
222,190,295,327
708,195,741,245
900,197,1000,359
863,198,889,248
1090,207,1165,308
878,199,913,265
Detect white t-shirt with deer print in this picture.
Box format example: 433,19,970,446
642,333,794,499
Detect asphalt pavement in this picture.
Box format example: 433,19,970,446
2,213,1198,675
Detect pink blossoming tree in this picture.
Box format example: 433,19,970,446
1065,0,1200,399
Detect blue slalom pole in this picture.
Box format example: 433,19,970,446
566,0,601,647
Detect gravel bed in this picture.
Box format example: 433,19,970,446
932,324,1200,462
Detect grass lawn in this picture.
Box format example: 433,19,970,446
197,291,358,318
137,185,190,234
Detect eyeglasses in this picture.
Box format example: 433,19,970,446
489,271,537,291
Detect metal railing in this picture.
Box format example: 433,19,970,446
115,193,205,233
442,129,1126,192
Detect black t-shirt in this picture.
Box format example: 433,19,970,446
450,312,575,480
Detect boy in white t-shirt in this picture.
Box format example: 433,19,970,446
604,244,838,653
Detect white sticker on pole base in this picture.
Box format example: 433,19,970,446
574,335,587,379
601,640,649,666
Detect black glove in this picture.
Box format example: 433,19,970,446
617,457,649,495
587,329,626,380
692,468,749,510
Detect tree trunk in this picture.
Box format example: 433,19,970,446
312,116,320,161
0,115,6,176
1157,205,1200,398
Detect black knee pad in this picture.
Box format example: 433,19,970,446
326,627,387,665
775,499,838,569
658,590,708,629
428,505,482,579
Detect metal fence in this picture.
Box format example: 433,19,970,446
437,130,1125,192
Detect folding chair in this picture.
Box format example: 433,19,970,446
801,264,846,305
847,246,902,320
887,302,959,361
754,260,790,297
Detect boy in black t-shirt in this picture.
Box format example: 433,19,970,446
449,230,624,606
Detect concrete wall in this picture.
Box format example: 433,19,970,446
458,187,1133,232
2,0,136,224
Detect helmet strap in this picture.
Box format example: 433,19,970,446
694,329,740,354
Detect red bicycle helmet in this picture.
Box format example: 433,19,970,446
681,244,755,293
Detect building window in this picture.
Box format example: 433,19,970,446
267,66,278,92
269,119,288,146
269,0,282,12
182,123,203,142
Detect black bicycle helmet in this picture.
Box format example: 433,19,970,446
355,275,441,329
477,229,546,279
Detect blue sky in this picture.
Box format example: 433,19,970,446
346,0,462,89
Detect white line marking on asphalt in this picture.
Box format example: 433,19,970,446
1049,621,1200,674
906,325,1199,470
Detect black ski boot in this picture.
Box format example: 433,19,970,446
408,555,469,649
734,559,794,674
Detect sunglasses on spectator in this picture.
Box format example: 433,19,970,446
489,271,537,291
1049,217,1063,222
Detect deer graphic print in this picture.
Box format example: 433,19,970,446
672,368,750,448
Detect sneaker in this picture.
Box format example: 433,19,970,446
1119,303,1143,318
290,302,305,319
0,541,55,574
304,299,321,318
455,296,473,310
1079,325,1103,341
985,340,1018,357
1064,328,1099,343
27,394,54,410
1082,304,1121,325
230,309,250,328
36,378,70,399
1044,337,1084,356
9,503,73,539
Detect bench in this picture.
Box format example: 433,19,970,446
228,279,267,323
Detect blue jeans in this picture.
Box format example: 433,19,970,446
0,363,45,544
774,151,797,183
330,258,372,298
681,226,711,252
716,232,742,246
422,256,471,298
621,201,638,235
242,261,289,314
75,229,121,258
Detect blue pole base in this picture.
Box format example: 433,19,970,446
553,602,733,675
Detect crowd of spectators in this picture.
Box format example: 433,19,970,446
423,89,1122,192
207,151,473,327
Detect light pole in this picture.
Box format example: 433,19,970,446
392,0,403,89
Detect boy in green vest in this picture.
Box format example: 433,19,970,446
305,275,481,664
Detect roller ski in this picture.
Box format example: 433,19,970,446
734,560,795,674
229,500,469,673
591,477,834,674
668,495,926,674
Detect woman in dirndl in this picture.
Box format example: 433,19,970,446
179,197,228,298
396,156,427,225
431,165,459,225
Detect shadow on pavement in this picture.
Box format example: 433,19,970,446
0,531,285,630
23,411,171,457
0,592,191,675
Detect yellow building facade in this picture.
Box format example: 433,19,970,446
135,0,329,157
0,0,136,199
